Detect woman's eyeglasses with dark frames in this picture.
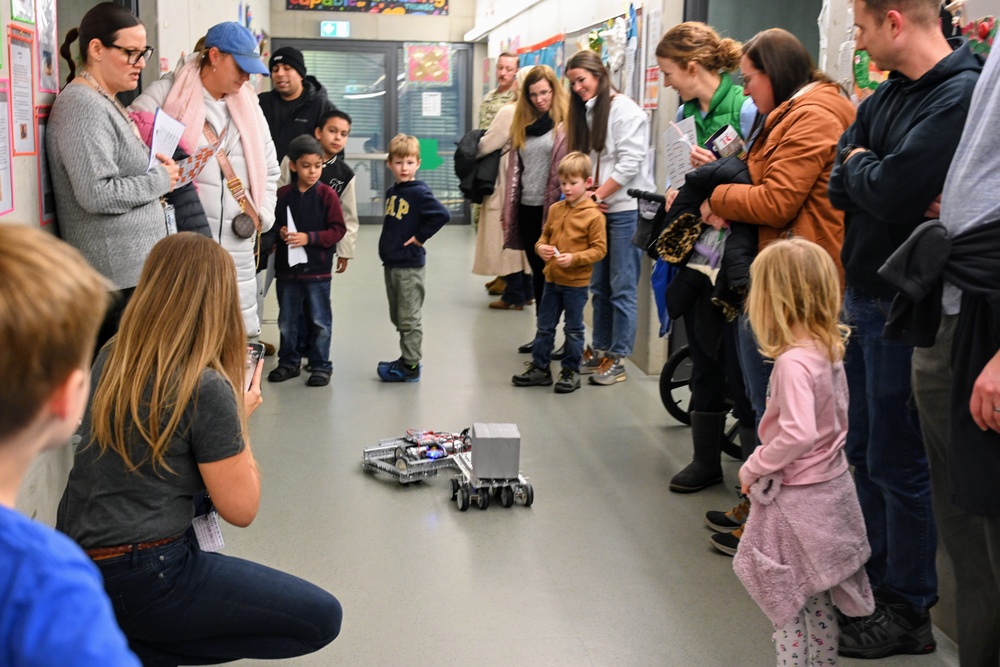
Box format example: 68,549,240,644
107,44,155,66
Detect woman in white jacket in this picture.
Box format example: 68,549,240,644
132,22,279,338
565,50,654,385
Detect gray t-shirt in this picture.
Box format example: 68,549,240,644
57,348,244,549
519,131,554,207
940,50,1000,315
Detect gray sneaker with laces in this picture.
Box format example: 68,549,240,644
589,357,626,385
554,368,581,394
512,362,553,387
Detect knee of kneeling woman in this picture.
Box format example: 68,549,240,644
309,594,344,649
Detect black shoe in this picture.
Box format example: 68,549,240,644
267,365,300,383
708,526,742,556
551,342,567,360
306,370,331,387
838,598,936,659
512,362,552,387
517,340,534,354
669,461,724,493
705,496,750,533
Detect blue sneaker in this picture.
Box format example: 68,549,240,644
377,359,421,382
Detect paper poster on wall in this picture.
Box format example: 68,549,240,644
517,35,565,79
35,0,58,92
421,92,441,117
643,67,659,109
11,0,35,24
405,43,452,85
37,106,54,225
9,27,36,155
0,83,14,216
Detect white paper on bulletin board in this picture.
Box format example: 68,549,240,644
422,92,441,117
9,27,36,155
0,83,15,216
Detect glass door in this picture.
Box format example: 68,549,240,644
273,39,471,225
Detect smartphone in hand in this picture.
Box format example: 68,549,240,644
244,343,265,391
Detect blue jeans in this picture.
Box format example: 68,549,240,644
736,314,774,434
532,282,588,370
97,532,342,666
277,280,332,373
590,209,642,358
842,288,937,611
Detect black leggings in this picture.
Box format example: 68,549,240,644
517,203,545,304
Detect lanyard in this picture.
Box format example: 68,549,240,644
77,71,145,145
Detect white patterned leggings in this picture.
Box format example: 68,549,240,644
774,591,839,666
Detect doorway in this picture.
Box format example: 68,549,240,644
273,39,472,225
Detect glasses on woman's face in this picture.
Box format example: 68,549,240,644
108,44,155,66
737,70,760,87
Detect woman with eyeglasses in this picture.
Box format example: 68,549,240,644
131,22,280,342
48,2,180,353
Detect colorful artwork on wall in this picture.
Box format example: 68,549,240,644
286,0,447,15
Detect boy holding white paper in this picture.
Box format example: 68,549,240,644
264,135,346,387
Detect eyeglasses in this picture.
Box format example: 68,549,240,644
107,44,155,66
737,71,761,87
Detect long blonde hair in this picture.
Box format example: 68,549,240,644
510,65,567,151
747,239,849,363
91,233,247,473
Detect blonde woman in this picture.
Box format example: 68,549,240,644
57,233,342,665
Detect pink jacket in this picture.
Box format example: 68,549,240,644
734,471,874,628
501,125,568,250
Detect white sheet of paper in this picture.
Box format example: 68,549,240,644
147,108,185,173
286,208,308,267
662,115,698,190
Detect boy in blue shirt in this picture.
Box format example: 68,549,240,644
265,135,347,387
0,225,139,666
377,134,451,382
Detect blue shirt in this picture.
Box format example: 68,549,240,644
0,505,140,666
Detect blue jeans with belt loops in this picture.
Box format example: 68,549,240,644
95,531,342,666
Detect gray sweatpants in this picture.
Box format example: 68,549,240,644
912,314,1000,667
384,266,425,365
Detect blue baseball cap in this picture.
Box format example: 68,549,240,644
204,22,269,76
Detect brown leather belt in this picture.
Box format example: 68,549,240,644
85,536,181,562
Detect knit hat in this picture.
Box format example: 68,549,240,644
270,46,306,79
203,22,268,76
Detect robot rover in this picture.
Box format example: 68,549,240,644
362,428,469,485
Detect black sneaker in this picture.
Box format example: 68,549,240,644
708,526,742,556
268,365,300,383
553,368,580,394
838,599,936,659
705,496,750,533
512,362,552,386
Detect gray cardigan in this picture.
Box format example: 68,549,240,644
48,83,171,289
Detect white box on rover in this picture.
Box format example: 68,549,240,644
470,423,521,479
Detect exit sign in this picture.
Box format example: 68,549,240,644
320,21,350,38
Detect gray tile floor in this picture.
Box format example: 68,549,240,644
234,225,957,666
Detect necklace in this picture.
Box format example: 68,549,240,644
78,70,144,143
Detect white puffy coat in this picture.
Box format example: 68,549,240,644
132,78,279,336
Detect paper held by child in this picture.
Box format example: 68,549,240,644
286,209,308,267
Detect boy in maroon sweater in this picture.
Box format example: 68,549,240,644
264,135,346,387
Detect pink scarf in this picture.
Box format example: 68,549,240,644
161,55,267,211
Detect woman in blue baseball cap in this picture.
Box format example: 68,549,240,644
132,22,279,342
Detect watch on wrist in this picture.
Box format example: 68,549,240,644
591,193,602,204
840,144,863,164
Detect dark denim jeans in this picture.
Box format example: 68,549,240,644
532,282,588,371
842,287,937,611
736,313,774,435
277,280,332,373
97,532,342,666
590,209,642,358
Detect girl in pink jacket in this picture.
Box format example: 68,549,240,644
735,238,874,665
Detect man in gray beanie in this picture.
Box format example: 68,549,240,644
258,46,337,162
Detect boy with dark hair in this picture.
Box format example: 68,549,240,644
0,224,139,665
512,151,607,393
377,133,451,382
314,109,359,273
265,135,347,387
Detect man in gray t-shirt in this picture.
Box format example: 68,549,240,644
910,49,1000,667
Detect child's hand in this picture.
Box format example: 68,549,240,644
536,244,555,261
555,252,573,267
403,236,423,247
336,257,350,273
285,232,308,248
278,226,289,240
